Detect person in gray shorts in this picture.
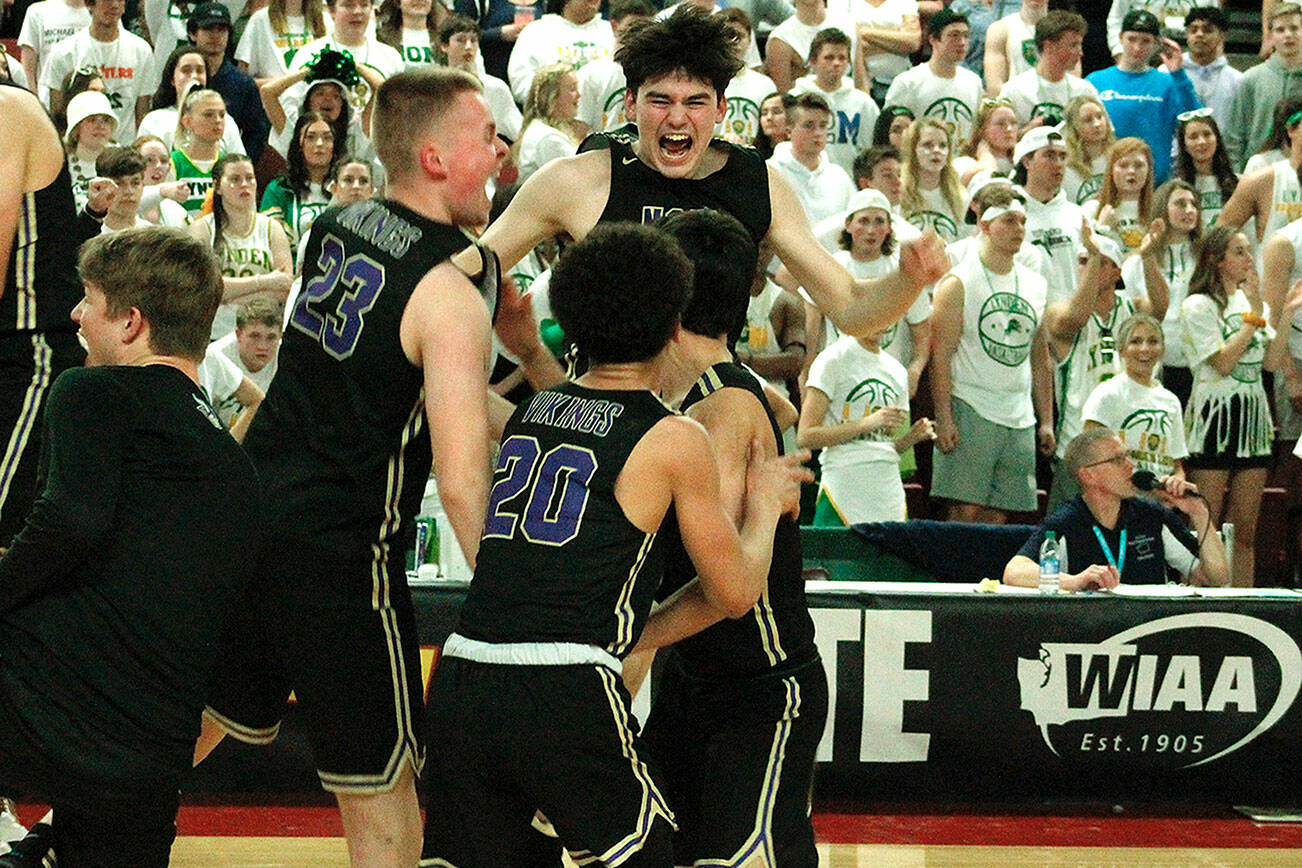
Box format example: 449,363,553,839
930,185,1053,522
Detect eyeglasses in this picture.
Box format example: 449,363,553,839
981,97,1013,108
1082,452,1130,469
1177,107,1214,122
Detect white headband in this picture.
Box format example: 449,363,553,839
980,200,1026,224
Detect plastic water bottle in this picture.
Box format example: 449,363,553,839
411,477,443,579
1039,531,1061,595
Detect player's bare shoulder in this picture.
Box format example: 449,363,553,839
529,149,612,238
0,87,62,193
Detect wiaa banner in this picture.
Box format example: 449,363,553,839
810,589,1302,803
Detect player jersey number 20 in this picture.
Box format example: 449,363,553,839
292,234,385,359
483,435,597,546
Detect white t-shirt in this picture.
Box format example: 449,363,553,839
576,57,628,133
17,0,90,101
999,68,1098,127
948,250,1048,428
1244,148,1288,176
194,211,279,339
1122,238,1193,367
767,10,855,71
506,13,614,105
212,330,278,394
1082,196,1144,254
904,185,968,244
1082,373,1188,477
719,67,777,145
41,27,154,142
767,141,854,225
1063,154,1107,207
235,9,322,79
1053,293,1134,458
996,10,1037,82
1183,291,1275,457
198,346,246,425
806,335,910,523
481,73,523,142
1022,187,1085,305
882,61,984,143
853,0,918,83
516,120,576,180
791,74,880,177
138,105,245,154
397,28,437,68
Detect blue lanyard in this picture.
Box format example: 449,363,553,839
1092,526,1126,577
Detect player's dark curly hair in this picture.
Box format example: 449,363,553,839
658,209,755,345
550,223,693,364
616,5,744,99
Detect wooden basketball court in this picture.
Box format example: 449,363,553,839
18,803,1302,866
164,839,1302,866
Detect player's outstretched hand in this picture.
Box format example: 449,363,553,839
899,231,948,291
745,436,812,520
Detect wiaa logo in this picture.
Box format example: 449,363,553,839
1018,614,1301,768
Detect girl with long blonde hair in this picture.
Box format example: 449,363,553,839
899,117,967,243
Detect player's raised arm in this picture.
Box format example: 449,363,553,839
472,150,613,272
765,164,948,337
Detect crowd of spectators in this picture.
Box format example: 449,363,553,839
2,0,1299,587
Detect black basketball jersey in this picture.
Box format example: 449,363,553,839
579,128,773,245
1,81,85,337
659,362,815,679
243,199,499,556
456,383,675,657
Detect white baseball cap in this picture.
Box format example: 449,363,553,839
1012,124,1065,167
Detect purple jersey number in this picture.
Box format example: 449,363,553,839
483,435,597,546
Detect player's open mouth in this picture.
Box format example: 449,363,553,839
659,134,692,158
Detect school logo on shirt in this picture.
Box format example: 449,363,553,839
278,32,314,68
978,292,1037,366
1224,313,1267,383
602,88,628,129
1020,38,1038,68
1119,409,1174,470
724,96,760,141
924,97,973,136
403,44,435,64
907,210,959,243
1075,174,1104,205
845,378,900,441
846,377,899,408
558,40,603,70
881,320,899,350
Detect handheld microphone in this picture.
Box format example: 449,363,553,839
1132,469,1206,500
1131,469,1160,491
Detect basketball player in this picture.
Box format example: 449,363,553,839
633,208,826,867
200,68,547,867
421,221,811,867
0,83,98,547
467,6,949,343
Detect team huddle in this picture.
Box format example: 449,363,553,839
0,5,949,866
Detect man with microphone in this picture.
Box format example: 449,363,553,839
1003,428,1230,590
